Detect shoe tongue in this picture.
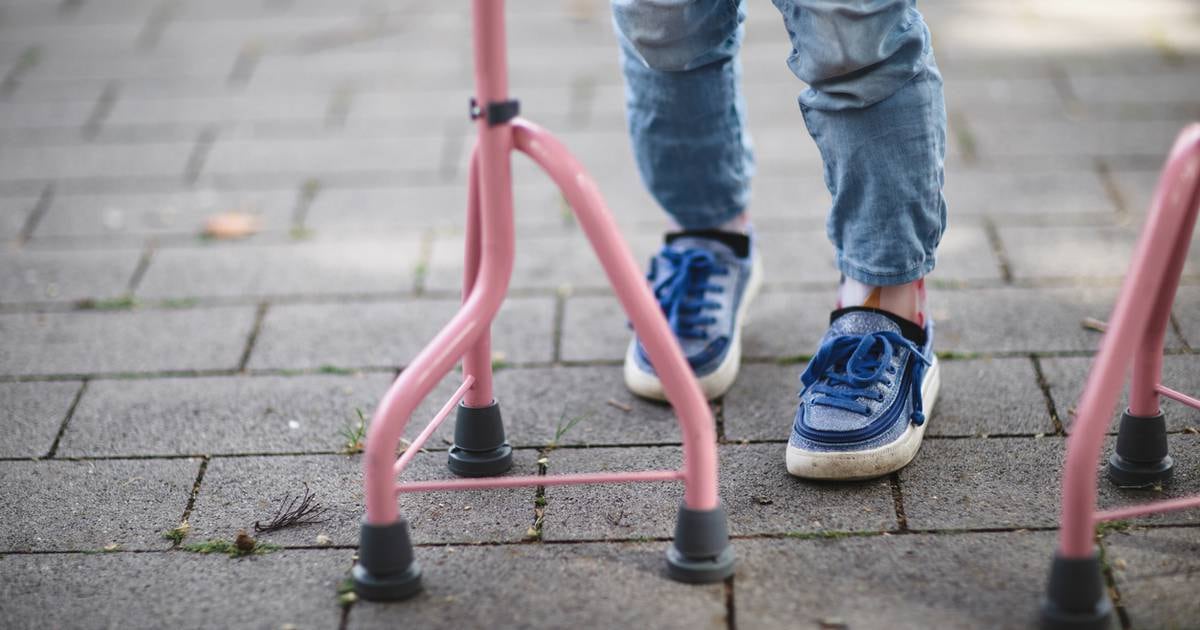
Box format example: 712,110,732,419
827,306,927,346
664,229,749,258
827,307,902,338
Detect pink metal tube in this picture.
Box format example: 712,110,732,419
1058,125,1200,557
1094,494,1200,522
461,146,495,408
512,119,720,511
1128,141,1200,416
1156,384,1200,411
396,469,685,494
393,375,475,477
363,0,517,525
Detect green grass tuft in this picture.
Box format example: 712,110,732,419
182,538,280,558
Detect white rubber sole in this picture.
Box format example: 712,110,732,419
624,254,763,402
785,354,941,481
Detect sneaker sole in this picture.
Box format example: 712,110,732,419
623,253,763,402
785,354,941,481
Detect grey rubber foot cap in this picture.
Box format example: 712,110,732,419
1107,409,1173,488
665,503,735,584
1040,552,1114,630
353,519,423,601
447,400,514,478
352,561,422,602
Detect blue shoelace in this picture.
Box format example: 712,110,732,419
800,330,931,425
648,248,729,340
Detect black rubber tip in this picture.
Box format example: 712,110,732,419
353,518,422,601
447,399,513,478
665,503,736,584
1039,551,1114,630
1107,409,1173,488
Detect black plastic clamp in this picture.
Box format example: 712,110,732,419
469,97,520,126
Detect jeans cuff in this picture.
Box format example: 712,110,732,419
838,255,934,286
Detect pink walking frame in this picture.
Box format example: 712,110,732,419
351,0,734,600
1040,124,1200,629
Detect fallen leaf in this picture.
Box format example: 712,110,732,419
203,211,260,240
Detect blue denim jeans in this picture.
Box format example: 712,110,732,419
613,0,947,285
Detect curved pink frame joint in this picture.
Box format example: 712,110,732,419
1057,124,1200,558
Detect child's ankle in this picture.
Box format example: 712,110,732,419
671,212,750,235
837,276,927,327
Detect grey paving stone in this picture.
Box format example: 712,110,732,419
493,364,707,448
425,230,659,292
1095,434,1200,527
0,380,81,458
59,373,395,457
0,248,140,303
926,357,1056,436
1175,286,1200,348
734,531,1058,630
559,294,633,363
247,297,554,370
1039,354,1200,433
936,224,1008,282
0,142,192,181
943,170,1116,219
969,120,1187,162
1000,225,1199,280
1071,71,1200,107
542,444,895,541
137,238,422,299
350,542,726,630
722,358,1054,441
0,306,257,376
899,436,1063,530
721,363,803,441
103,93,328,131
187,451,539,547
33,188,296,240
0,549,349,630
0,98,95,130
0,458,198,552
944,76,1068,116
203,135,452,180
902,434,1200,530
560,289,830,363
1106,527,1200,630
0,195,35,240
305,179,631,233
930,286,1188,354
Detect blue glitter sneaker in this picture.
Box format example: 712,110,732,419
786,306,941,480
624,229,762,401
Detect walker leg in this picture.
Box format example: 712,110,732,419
1107,409,1173,487
1039,551,1113,629
511,120,733,584
353,518,422,600
447,145,513,478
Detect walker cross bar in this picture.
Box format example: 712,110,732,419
351,0,735,602
1040,123,1200,629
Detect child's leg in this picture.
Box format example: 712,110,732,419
773,0,947,320
612,0,761,401
774,0,947,480
612,0,754,231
